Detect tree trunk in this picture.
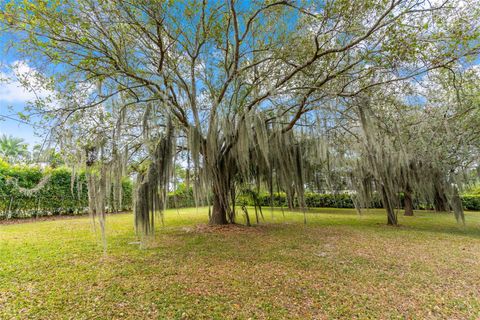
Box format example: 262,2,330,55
210,191,229,225
404,186,414,216
208,158,233,225
434,186,449,212
286,185,295,210
381,184,397,225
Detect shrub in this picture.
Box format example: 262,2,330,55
0,163,132,219
461,195,480,211
167,187,196,208
170,190,480,212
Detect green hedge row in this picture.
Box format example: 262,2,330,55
235,192,384,209
167,188,197,208
167,190,480,211
0,161,132,219
235,192,480,211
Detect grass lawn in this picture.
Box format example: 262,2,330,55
1,207,480,319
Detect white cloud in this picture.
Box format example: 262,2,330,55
0,61,53,103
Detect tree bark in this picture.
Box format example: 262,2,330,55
433,186,449,212
381,184,397,225
210,191,229,225
208,156,234,225
404,186,414,216
286,185,295,210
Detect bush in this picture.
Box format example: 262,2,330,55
305,193,355,208
194,190,480,211
461,195,480,211
0,162,132,219
167,187,197,208
236,192,383,209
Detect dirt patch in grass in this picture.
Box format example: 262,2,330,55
182,223,267,234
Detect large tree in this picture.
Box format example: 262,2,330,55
318,65,480,224
2,0,479,229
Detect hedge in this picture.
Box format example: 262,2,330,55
235,192,384,209
238,192,480,211
0,161,132,219
461,195,480,211
167,188,197,208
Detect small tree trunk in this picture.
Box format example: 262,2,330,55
381,184,397,225
229,186,236,223
286,185,295,210
241,206,251,227
404,187,414,216
434,187,449,212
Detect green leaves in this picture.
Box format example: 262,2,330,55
0,135,29,164
0,163,133,218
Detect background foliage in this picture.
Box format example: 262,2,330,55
0,159,132,219
1,157,479,219
172,190,480,211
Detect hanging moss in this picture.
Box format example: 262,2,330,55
134,123,175,236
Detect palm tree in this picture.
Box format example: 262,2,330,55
0,134,29,163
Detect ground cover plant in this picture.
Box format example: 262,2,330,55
1,208,479,319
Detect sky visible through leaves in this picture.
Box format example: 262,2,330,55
0,0,479,148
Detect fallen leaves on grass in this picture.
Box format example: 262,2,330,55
182,223,267,235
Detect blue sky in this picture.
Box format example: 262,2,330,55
0,85,42,148
0,33,43,147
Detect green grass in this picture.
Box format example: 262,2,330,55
1,207,480,319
